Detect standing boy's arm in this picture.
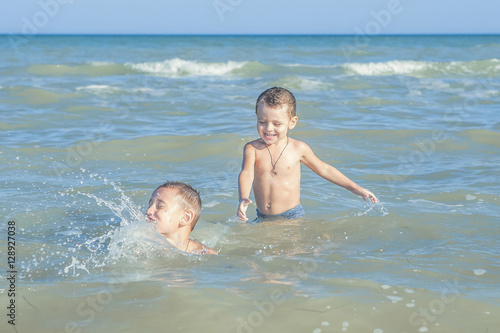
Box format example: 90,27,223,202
237,143,255,221
300,142,378,203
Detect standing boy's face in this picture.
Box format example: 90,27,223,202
256,101,297,145
146,187,185,236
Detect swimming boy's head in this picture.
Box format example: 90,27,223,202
256,87,296,118
255,87,298,145
147,181,202,232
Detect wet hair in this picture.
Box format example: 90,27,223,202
256,87,296,118
156,181,201,229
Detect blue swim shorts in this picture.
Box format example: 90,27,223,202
255,204,305,221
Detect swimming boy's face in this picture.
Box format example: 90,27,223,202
146,187,186,236
256,101,297,145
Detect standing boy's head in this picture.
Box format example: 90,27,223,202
255,87,298,145
256,87,297,118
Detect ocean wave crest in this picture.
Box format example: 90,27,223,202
76,85,122,94
343,60,426,76
126,58,247,77
342,59,500,77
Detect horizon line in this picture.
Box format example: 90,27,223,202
2,32,500,37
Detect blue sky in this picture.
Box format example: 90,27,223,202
1,0,499,35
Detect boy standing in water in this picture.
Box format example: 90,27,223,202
237,87,378,221
147,181,217,254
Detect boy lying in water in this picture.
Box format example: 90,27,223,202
147,181,217,254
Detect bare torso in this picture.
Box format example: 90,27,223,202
250,138,302,215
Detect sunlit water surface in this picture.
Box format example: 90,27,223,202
1,35,499,333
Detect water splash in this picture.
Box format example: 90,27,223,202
63,256,89,276
74,182,182,272
78,181,145,227
16,178,183,281
355,202,389,217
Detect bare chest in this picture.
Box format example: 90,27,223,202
254,148,301,178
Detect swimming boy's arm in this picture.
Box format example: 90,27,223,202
300,142,378,203
237,143,255,221
199,244,218,255
191,240,218,255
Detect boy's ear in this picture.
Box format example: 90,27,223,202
288,116,298,130
180,209,195,227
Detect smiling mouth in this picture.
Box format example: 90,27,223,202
264,133,277,139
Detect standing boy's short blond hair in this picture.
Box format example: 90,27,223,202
156,181,201,229
256,87,297,118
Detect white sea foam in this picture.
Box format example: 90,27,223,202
88,61,115,66
342,58,500,77
280,76,332,91
76,85,121,94
76,85,157,96
127,58,247,77
343,60,429,76
297,78,328,91
283,63,336,68
386,295,404,303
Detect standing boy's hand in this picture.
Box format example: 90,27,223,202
237,198,253,221
352,187,378,203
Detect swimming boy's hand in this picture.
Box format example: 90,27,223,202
237,198,253,221
352,187,379,203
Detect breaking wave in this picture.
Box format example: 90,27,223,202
342,58,500,77
126,58,248,77
26,58,500,79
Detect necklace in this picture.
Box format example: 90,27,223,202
185,239,190,252
265,136,289,176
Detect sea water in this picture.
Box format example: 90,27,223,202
0,35,499,332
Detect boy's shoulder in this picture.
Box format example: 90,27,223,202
283,137,311,152
288,138,313,157
244,137,310,152
288,137,306,146
245,139,265,150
